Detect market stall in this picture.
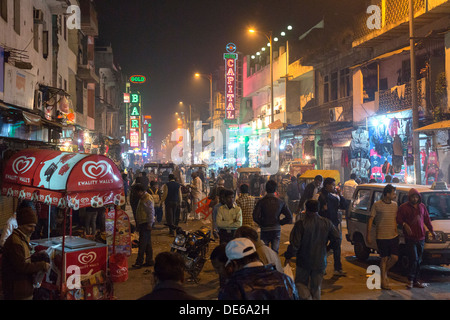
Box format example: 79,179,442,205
1,149,128,300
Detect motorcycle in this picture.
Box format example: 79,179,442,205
169,224,214,283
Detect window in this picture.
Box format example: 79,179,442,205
76,79,83,114
14,0,20,34
0,0,7,21
33,8,39,52
339,68,351,98
331,71,338,101
42,30,48,59
352,189,372,211
373,191,382,203
323,75,329,103
64,16,67,41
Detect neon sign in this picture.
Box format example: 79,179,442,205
129,75,146,84
129,92,141,148
130,131,139,148
224,46,238,120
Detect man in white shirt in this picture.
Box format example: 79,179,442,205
343,173,358,202
217,189,242,244
190,172,203,220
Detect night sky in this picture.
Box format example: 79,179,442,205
93,0,326,148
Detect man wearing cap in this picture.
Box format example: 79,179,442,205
218,238,299,300
2,206,50,300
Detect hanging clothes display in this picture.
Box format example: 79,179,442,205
349,128,370,179
367,110,413,183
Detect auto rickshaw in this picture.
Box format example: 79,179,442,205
299,169,341,185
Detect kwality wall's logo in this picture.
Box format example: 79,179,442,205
78,252,97,265
170,121,279,175
12,156,36,175
82,160,112,180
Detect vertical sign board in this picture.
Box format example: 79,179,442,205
224,43,238,120
129,93,141,148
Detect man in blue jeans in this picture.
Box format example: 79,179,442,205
253,180,293,253
396,188,436,289
284,200,340,300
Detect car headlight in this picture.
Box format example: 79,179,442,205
175,235,186,246
426,231,447,243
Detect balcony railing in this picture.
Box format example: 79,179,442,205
378,78,426,113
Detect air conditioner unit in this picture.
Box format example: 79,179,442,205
329,107,344,122
34,9,44,24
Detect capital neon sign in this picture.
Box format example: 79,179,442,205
224,44,238,120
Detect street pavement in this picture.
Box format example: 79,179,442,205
114,206,450,300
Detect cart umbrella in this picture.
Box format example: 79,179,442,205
2,149,126,298
2,149,125,208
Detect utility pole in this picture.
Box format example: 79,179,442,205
410,0,421,184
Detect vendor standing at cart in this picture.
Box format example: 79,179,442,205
2,206,50,300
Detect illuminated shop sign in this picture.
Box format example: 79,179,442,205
129,92,141,148
129,75,146,84
130,131,140,148
224,43,238,120
123,93,130,103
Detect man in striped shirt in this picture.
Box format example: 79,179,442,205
367,184,398,290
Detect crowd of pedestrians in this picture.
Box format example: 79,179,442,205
0,164,436,301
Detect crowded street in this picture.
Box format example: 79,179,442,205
113,205,450,300
1,0,450,307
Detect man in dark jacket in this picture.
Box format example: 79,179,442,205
397,188,436,289
161,174,182,236
317,177,347,276
253,180,293,253
284,200,340,300
2,206,50,300
218,238,298,300
298,175,323,212
139,252,198,300
287,176,300,214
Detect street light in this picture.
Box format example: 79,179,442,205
194,73,213,129
249,28,274,124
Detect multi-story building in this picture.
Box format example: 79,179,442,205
350,0,450,184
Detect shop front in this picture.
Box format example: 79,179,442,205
350,109,439,185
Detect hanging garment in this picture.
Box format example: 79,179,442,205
393,135,403,156
382,161,394,176
392,155,403,173
388,118,400,137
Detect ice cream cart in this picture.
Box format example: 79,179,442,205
1,149,127,299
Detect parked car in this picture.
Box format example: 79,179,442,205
346,182,450,271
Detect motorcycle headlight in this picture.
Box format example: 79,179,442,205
175,235,186,246
426,231,447,243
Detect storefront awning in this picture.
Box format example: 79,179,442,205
2,149,124,208
414,120,450,132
